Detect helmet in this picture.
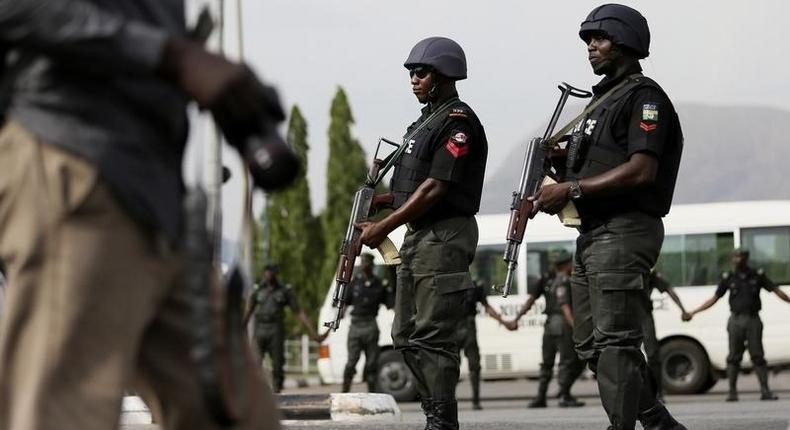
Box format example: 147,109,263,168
549,248,573,265
579,4,650,59
263,261,279,272
732,247,750,258
404,37,467,80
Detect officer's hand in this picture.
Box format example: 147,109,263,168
681,312,693,322
504,320,519,331
158,37,285,146
356,221,387,249
530,182,571,216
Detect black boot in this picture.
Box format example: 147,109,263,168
528,377,549,408
726,364,739,402
558,392,585,407
420,397,435,430
341,379,352,393
470,371,482,410
755,365,778,400
637,402,687,430
432,400,459,430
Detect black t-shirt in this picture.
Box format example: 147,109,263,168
715,266,775,314
252,282,299,324
463,283,489,317
345,273,389,318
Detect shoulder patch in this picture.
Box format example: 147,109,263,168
640,102,659,132
444,129,470,158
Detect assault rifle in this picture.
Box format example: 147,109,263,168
324,138,404,331
501,82,592,297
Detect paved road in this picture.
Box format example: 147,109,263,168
123,371,790,429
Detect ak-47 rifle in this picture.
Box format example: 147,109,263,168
324,138,404,331
501,82,592,297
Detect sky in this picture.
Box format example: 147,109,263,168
190,0,790,241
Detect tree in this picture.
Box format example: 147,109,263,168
260,105,325,327
320,87,368,300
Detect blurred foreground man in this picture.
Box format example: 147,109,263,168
0,2,286,429
357,36,488,430
533,4,685,429
687,248,790,401
506,249,585,409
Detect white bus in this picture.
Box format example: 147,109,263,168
317,200,790,401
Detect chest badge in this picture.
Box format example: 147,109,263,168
584,119,597,136
405,139,415,154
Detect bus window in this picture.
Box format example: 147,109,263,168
741,226,790,285
656,233,734,287
525,241,575,293
470,245,513,295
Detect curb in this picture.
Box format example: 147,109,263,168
278,393,401,422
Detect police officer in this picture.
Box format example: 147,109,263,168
533,4,686,429
357,36,488,429
686,248,790,401
341,253,393,393
505,249,586,409
642,269,690,401
458,280,505,410
244,263,324,393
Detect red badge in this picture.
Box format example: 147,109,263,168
640,122,657,132
445,132,469,158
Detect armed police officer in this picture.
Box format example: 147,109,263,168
505,249,586,409
458,280,506,410
357,37,488,430
643,269,690,401
340,253,393,393
686,248,790,402
0,2,290,429
245,263,324,393
533,4,686,429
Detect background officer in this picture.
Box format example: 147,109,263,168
458,280,506,410
686,248,790,401
642,269,690,401
533,4,686,429
357,36,488,430
244,263,324,393
340,253,393,393
505,249,586,409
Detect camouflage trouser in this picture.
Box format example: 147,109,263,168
392,216,478,403
254,323,286,392
572,212,663,429
343,317,381,391
457,316,482,403
642,311,663,394
538,314,585,398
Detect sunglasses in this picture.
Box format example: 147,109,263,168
409,67,432,79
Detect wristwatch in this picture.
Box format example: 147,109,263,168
568,180,583,200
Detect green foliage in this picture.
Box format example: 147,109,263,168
320,87,368,297
259,105,325,329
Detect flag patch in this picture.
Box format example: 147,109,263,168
642,103,659,122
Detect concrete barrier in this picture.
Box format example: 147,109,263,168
120,396,152,425
279,393,401,423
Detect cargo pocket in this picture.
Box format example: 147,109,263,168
593,272,645,333
433,272,473,321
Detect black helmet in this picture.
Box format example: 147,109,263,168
404,37,467,80
579,4,650,59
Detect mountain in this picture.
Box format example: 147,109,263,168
479,104,790,214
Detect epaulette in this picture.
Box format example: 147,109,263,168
721,271,731,280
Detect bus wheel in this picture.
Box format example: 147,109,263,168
376,350,418,402
661,339,709,395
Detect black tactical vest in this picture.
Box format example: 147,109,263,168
543,277,564,316
725,270,764,315
348,274,386,318
566,75,683,219
390,99,487,223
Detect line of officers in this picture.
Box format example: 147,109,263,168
246,246,790,406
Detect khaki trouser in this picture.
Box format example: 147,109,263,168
0,122,280,430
